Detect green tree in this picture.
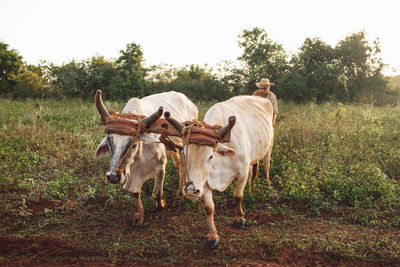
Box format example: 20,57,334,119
46,60,87,98
45,56,116,99
12,65,46,98
335,31,388,103
109,42,146,99
85,56,115,99
175,65,229,101
117,43,143,72
387,75,400,92
277,33,392,104
280,38,340,103
237,27,288,94
218,60,246,96
298,38,340,102
0,41,23,96
147,64,229,101
277,71,310,102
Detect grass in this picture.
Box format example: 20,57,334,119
0,97,400,265
273,102,400,226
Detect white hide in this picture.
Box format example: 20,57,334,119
185,96,274,195
123,91,197,192
97,91,198,193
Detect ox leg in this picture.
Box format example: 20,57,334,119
253,161,260,181
203,186,219,249
247,161,259,194
133,192,144,225
247,165,253,194
232,175,247,229
152,170,166,210
171,150,185,201
178,150,187,199
263,144,273,185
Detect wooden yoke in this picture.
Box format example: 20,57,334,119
96,90,233,152
95,89,185,171
100,109,184,151
164,111,236,147
146,119,182,136
148,118,184,152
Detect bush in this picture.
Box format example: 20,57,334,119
272,102,400,221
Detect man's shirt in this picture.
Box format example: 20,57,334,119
252,90,278,114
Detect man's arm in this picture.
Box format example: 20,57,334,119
272,113,276,127
271,93,278,127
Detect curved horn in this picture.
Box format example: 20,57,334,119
95,90,110,122
219,116,236,139
143,106,163,128
164,111,184,133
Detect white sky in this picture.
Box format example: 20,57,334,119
1,0,399,75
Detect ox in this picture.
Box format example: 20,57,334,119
165,95,274,249
94,90,198,225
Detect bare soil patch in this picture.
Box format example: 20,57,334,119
26,200,60,213
1,198,399,266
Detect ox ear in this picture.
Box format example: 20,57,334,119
94,137,109,159
216,144,236,157
134,142,143,159
137,133,159,144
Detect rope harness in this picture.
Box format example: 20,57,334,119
181,119,225,147
178,120,228,184
114,118,145,175
100,110,149,174
100,109,181,174
99,110,232,175
100,109,147,136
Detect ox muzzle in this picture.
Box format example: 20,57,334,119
184,182,201,198
106,172,121,184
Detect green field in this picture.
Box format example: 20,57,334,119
1,98,400,265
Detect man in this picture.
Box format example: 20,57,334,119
252,78,278,127
250,78,278,186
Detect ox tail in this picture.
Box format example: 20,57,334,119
252,162,259,181
248,161,259,194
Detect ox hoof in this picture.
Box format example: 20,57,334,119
155,199,166,210
204,238,219,250
173,197,184,206
133,212,144,226
177,191,185,200
173,192,185,206
232,219,245,229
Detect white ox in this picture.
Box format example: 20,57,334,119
94,90,198,225
165,95,274,249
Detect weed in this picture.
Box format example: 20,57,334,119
1,98,400,265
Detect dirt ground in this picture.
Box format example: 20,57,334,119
1,195,398,266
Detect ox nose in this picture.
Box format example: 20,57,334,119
184,182,200,195
106,173,121,184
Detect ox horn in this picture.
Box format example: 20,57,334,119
164,111,184,133
143,106,163,128
95,90,110,123
219,116,236,140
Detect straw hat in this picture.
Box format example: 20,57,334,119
256,78,275,88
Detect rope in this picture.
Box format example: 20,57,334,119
100,109,144,125
184,121,196,147
115,118,145,175
181,119,223,147
100,110,228,174
159,132,183,151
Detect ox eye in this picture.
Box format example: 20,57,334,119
208,155,213,161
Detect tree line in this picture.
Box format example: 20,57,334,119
0,28,397,104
